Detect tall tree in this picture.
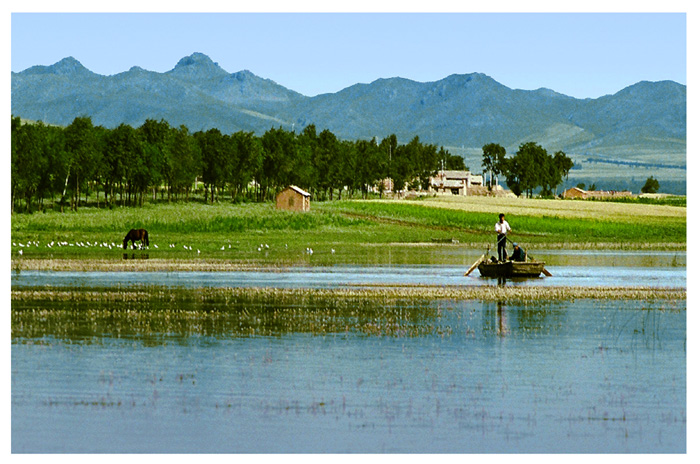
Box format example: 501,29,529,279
168,125,201,200
641,176,660,194
64,116,100,210
440,147,467,171
197,128,228,203
481,143,506,190
139,119,172,202
229,131,263,201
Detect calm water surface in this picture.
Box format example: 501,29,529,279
11,250,686,289
12,297,686,453
10,265,686,289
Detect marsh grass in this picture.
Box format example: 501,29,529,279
12,285,685,340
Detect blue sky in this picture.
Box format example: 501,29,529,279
10,9,687,99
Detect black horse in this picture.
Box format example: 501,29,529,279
123,228,149,249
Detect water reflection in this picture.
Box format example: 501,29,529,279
11,293,447,341
11,291,686,453
497,301,508,337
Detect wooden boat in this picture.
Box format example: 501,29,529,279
477,260,546,278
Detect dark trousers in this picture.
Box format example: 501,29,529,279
497,234,507,261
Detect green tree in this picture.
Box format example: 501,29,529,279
355,139,383,197
260,127,299,200
196,128,228,203
440,147,466,170
296,125,320,195
12,118,47,212
64,116,100,210
139,119,172,202
317,129,343,200
103,124,129,206
641,176,660,194
390,140,415,193
168,125,201,200
481,143,506,189
503,142,547,197
541,150,574,197
229,131,263,201
411,137,439,191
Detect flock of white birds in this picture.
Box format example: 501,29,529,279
12,240,336,256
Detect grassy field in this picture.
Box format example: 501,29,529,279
10,195,686,269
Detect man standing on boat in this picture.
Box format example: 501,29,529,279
494,213,511,262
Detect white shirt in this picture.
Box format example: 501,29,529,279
495,220,511,235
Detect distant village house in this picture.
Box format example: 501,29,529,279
561,187,633,200
276,185,310,212
429,170,484,196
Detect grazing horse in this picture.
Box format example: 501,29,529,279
123,228,149,249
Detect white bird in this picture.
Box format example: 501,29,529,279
197,249,201,254
153,244,158,249
19,243,24,247
183,245,188,250
265,244,269,249
18,249,23,255
331,248,336,254
221,246,225,251
12,243,16,247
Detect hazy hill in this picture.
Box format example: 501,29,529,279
12,52,686,166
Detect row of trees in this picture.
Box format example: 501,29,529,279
482,142,574,197
11,116,467,212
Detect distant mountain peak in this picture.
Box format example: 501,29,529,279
19,56,93,77
169,52,228,79
231,69,255,79
174,52,215,67
53,56,84,71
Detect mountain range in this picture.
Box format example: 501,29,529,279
11,52,686,165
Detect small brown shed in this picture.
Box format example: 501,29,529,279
562,187,588,199
276,185,311,212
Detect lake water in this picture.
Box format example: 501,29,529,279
12,251,686,453
12,296,686,453
9,265,686,290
